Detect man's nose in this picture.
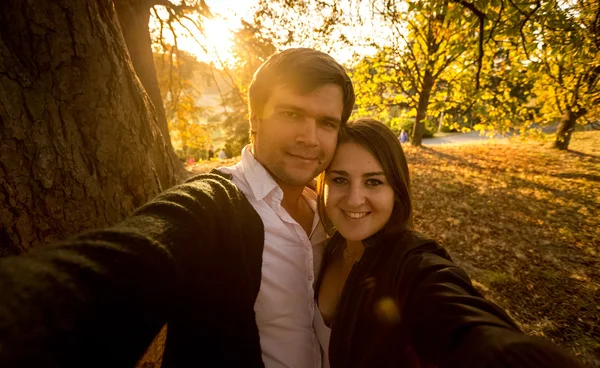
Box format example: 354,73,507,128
296,118,318,146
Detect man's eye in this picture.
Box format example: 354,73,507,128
366,179,383,186
282,111,299,118
320,120,338,129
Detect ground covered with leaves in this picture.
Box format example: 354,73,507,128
139,131,599,367
405,131,599,366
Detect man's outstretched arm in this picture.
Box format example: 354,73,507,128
0,173,264,368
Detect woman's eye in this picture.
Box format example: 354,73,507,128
366,179,383,186
332,177,348,185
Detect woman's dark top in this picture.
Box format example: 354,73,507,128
317,230,582,368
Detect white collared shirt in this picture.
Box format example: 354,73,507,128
219,145,326,368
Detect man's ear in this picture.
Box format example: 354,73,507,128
249,112,259,133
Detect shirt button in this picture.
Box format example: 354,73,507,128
309,276,313,281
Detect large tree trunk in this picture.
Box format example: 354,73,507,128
553,108,585,150
0,0,176,255
411,70,435,147
114,0,187,180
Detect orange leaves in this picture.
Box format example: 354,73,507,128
407,131,600,365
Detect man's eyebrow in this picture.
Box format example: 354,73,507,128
275,103,341,125
274,103,307,113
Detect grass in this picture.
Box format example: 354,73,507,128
138,131,600,367
405,131,599,366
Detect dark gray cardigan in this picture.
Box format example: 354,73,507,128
0,172,265,368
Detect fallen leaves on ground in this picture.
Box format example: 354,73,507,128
404,131,599,366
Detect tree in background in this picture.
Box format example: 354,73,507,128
360,0,485,145
463,41,538,138
0,0,176,254
524,0,600,149
453,0,599,149
154,49,211,159
114,0,212,177
216,20,276,155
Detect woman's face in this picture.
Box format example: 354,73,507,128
324,142,395,241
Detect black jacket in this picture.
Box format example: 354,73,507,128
0,172,265,368
318,230,583,368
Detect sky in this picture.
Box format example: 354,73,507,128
149,0,251,65
150,0,388,67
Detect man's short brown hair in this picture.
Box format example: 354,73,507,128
248,48,355,128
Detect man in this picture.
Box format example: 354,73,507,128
400,129,409,144
217,48,355,367
218,147,227,160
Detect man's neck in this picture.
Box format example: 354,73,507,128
277,180,314,236
277,180,307,212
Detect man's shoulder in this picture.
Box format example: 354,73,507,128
216,163,253,198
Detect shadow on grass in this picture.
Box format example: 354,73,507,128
552,172,600,183
419,146,486,171
409,148,600,366
567,150,600,161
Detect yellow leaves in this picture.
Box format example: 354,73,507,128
446,217,461,226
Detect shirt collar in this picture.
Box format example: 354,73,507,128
240,145,281,202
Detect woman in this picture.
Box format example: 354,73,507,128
314,118,581,368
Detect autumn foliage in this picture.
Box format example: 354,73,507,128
407,132,600,366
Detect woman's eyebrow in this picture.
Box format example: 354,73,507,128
364,172,385,177
328,170,348,176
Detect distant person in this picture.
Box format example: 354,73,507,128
218,148,227,160
207,145,215,160
313,118,583,368
400,129,409,144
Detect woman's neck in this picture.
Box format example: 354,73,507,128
344,239,365,261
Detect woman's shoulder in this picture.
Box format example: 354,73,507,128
378,230,452,262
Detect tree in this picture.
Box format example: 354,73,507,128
114,0,211,174
462,40,539,138
0,1,176,252
154,49,211,158
351,0,484,145
525,0,600,149
455,0,599,149
216,19,276,156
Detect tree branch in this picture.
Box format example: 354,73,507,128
449,0,486,89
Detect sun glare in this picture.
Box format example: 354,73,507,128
200,16,236,65
150,1,250,66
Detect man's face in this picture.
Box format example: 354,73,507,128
252,84,344,187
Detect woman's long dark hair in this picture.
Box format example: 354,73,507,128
316,118,413,236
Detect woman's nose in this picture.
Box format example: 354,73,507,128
345,184,365,207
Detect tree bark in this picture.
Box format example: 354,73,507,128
411,70,435,147
114,0,187,180
553,108,586,150
0,0,176,255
